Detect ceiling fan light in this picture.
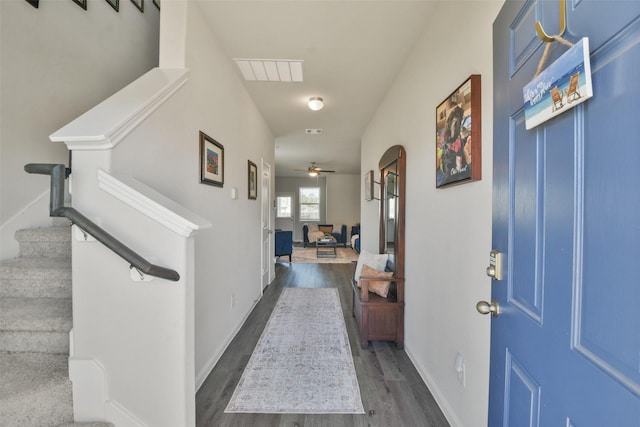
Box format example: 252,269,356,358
308,97,324,111
308,171,318,177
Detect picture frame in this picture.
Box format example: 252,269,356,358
199,131,224,188
72,0,87,10
248,160,258,200
105,0,119,12
25,0,39,8
130,0,143,12
436,74,482,188
364,170,374,201
152,0,160,10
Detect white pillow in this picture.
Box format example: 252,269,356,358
307,223,319,232
354,250,388,281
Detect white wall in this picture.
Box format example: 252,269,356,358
0,0,159,259
360,2,503,426
110,1,275,390
326,174,360,233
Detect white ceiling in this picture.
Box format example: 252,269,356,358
199,1,435,177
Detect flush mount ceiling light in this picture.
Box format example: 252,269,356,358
308,97,324,111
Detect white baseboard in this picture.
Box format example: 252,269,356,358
195,296,261,391
69,358,146,427
404,344,464,427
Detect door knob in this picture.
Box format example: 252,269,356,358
476,300,500,317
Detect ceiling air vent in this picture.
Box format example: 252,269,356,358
305,129,323,135
233,59,304,82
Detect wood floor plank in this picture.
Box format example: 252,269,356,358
196,262,449,427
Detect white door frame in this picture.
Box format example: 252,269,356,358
261,159,274,291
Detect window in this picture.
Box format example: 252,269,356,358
276,196,292,218
299,187,320,221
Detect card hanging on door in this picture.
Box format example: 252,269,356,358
523,37,593,130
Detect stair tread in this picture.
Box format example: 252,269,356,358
15,226,71,242
0,351,69,398
57,423,114,427
0,351,73,426
1,256,71,276
0,298,72,332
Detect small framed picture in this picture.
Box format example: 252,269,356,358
72,0,87,9
130,0,143,12
248,160,258,200
105,0,119,12
199,131,224,188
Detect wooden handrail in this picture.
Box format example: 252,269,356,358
25,163,180,281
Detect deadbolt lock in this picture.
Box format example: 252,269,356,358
486,249,504,280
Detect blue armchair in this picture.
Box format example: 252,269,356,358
351,225,360,253
275,230,293,262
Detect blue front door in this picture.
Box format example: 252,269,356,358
490,1,640,425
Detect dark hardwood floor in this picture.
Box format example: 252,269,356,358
196,262,449,427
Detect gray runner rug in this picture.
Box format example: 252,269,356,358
225,287,365,414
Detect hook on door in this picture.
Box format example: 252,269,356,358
535,0,567,43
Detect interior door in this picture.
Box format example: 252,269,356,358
261,160,273,291
489,1,640,425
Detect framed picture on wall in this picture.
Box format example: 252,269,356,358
72,0,87,9
199,131,224,188
248,160,258,200
105,0,119,11
435,74,482,188
152,0,160,10
130,0,143,12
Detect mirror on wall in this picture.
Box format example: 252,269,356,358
379,145,405,277
384,171,397,255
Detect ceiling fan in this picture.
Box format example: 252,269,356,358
295,162,336,176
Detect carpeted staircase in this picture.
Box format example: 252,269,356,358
0,221,112,427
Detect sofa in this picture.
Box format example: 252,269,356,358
303,223,347,247
275,230,293,262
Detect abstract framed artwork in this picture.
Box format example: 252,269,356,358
435,74,482,188
199,131,224,188
248,160,257,200
130,0,143,12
